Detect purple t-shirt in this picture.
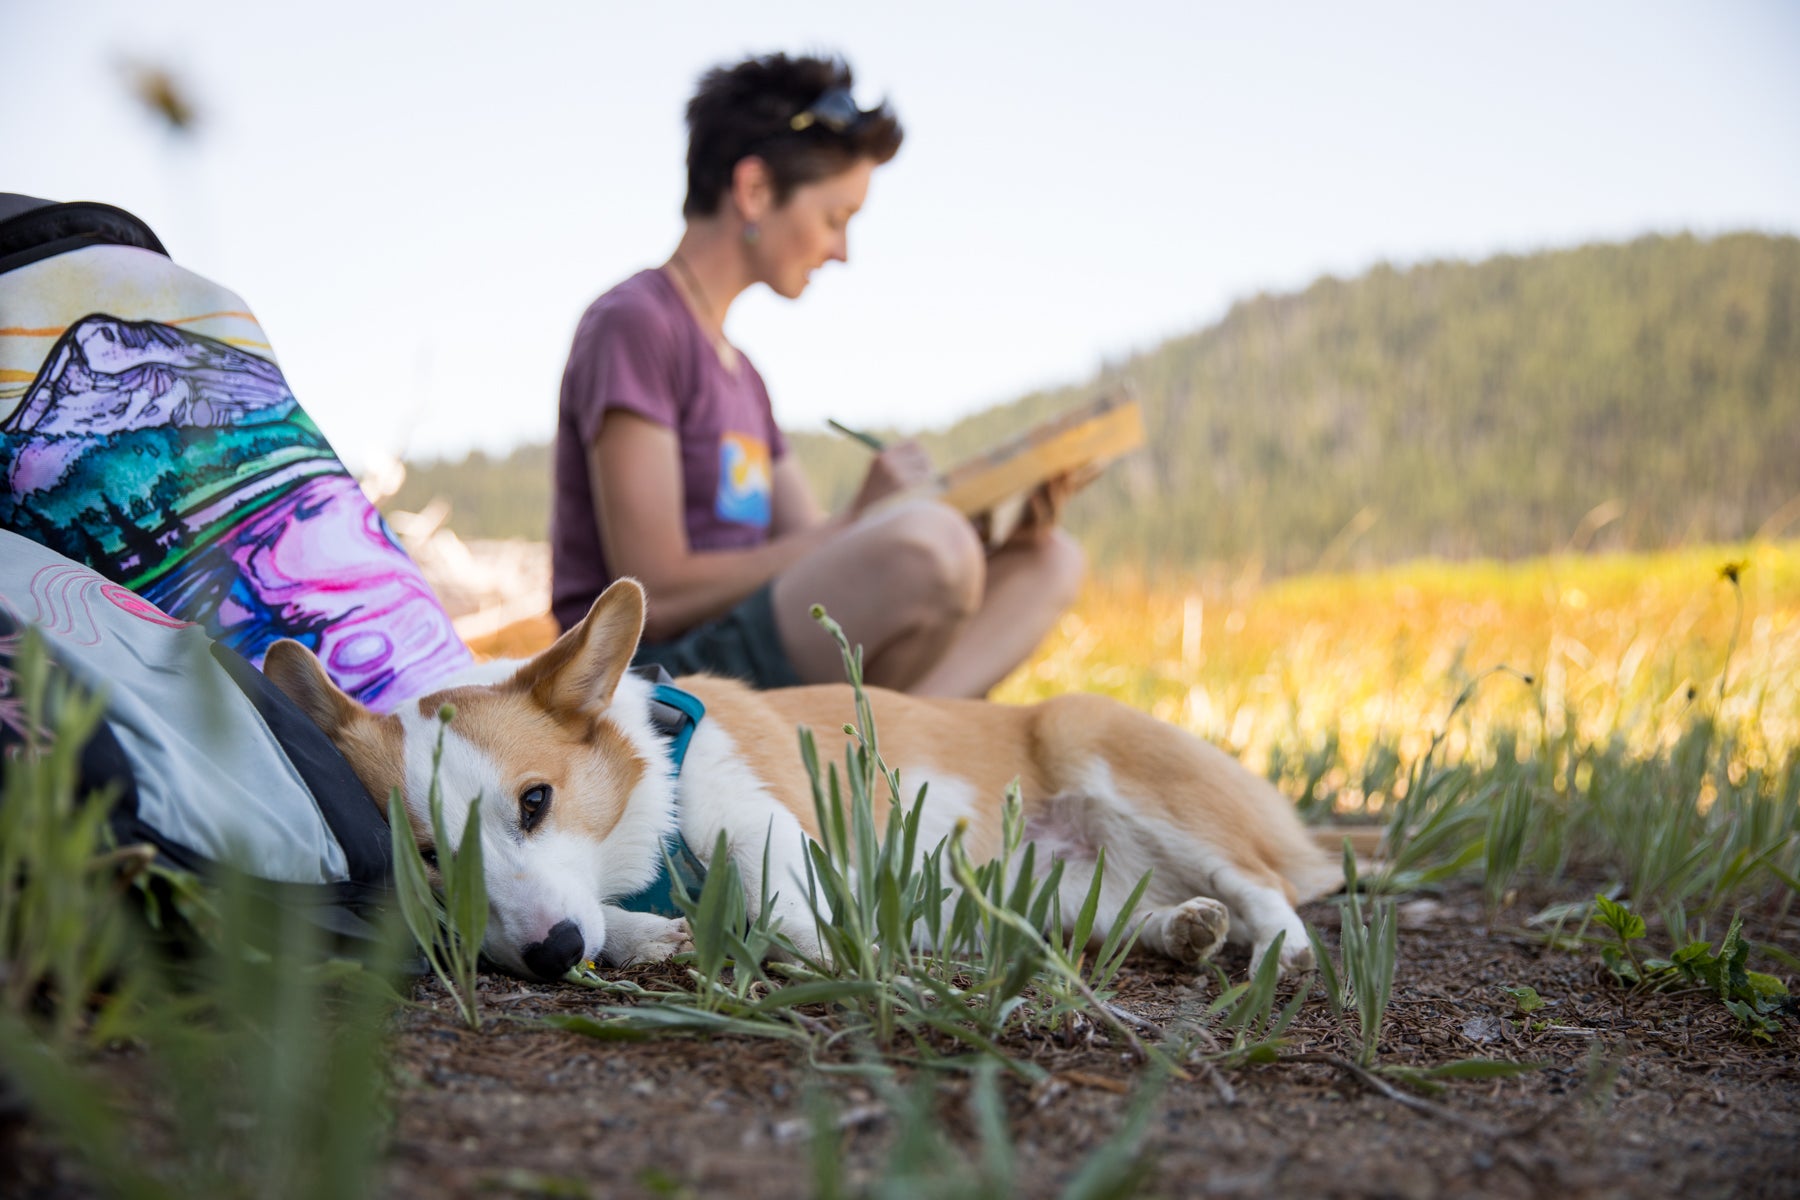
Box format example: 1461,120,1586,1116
551,268,789,631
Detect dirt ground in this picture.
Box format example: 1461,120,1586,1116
5,878,1796,1199
371,879,1799,1200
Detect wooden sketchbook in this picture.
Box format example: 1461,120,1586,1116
928,390,1145,548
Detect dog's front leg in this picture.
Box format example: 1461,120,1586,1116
598,907,692,966
674,751,834,966
731,828,836,968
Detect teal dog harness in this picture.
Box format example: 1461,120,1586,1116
614,668,707,917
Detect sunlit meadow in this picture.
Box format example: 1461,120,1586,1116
997,540,1800,818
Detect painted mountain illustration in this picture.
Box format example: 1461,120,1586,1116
0,313,469,707
3,314,296,437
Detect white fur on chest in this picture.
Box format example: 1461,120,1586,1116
674,720,813,906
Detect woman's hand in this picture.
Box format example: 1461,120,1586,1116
848,440,936,516
1002,465,1095,548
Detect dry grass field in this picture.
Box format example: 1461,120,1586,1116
999,541,1799,811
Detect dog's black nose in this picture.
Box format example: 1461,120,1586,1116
521,919,585,980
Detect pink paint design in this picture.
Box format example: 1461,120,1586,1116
101,583,192,629
17,564,193,645
218,474,470,711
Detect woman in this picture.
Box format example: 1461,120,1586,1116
551,52,1083,698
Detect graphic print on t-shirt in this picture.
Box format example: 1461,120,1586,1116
715,431,772,528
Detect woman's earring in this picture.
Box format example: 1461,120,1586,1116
743,221,760,247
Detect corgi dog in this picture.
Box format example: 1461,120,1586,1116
263,578,1340,982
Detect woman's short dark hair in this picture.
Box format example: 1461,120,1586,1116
683,52,904,219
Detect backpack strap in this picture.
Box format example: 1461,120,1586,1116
0,197,168,277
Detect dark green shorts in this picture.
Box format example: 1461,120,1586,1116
630,583,802,689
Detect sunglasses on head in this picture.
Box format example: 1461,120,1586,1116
788,87,866,134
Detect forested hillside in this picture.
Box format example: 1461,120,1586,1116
387,233,1800,573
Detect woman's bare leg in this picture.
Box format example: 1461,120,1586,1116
771,500,986,690
908,528,1085,698
771,505,1085,697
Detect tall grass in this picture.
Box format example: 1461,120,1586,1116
390,703,488,1029
1002,541,1799,786
563,606,1156,1071
0,631,403,1200
0,631,144,1046
1002,541,1800,921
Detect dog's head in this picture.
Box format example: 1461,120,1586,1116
264,579,672,980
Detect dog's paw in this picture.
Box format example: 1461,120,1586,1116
1157,897,1231,965
646,917,694,961
1250,930,1317,978
610,916,692,965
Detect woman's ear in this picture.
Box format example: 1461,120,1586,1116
731,155,774,225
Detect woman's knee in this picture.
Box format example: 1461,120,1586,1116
864,501,986,618
1035,527,1087,610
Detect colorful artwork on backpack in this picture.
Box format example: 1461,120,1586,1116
0,312,471,710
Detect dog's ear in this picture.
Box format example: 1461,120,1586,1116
264,639,366,737
263,639,406,818
517,578,647,716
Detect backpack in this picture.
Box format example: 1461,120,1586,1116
0,195,468,935
0,194,472,710
0,530,394,937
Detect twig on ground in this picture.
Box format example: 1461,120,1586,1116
1071,977,1160,1068
1279,1053,1506,1137
1195,1058,1240,1107
1101,1002,1163,1037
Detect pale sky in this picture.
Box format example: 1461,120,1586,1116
7,1,1799,470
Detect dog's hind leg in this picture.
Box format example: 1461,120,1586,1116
1031,794,1314,977
1059,860,1311,975
1031,694,1326,976
1046,852,1230,968
1202,867,1315,977
1033,821,1229,968
1150,832,1315,975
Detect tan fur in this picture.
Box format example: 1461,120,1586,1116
425,682,647,845
336,712,408,824
263,639,404,817
513,583,642,718
696,682,1047,857
674,678,1042,845
676,680,1331,903
676,678,831,839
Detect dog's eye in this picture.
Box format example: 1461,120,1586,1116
420,846,438,869
519,784,552,832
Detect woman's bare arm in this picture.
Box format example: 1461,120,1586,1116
592,413,947,641
769,456,828,536
590,412,846,640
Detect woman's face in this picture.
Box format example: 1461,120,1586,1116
751,158,874,300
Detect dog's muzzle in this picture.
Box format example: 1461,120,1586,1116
521,919,585,980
